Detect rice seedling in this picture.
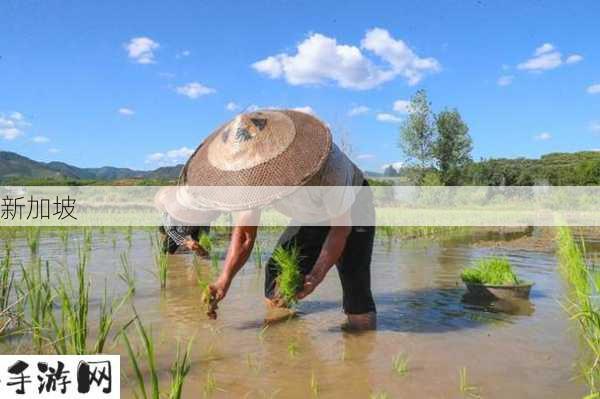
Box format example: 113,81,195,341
254,240,263,269
118,252,136,295
126,225,133,248
169,340,194,399
199,233,220,270
272,245,302,306
246,353,262,375
461,256,520,285
153,241,169,290
93,284,130,354
258,325,269,343
203,370,220,398
287,340,299,358
26,226,41,254
121,310,194,399
459,367,481,399
369,391,389,399
392,353,409,377
58,227,69,250
309,370,320,397
82,227,93,252
1,246,14,311
557,226,600,397
52,249,90,355
18,258,54,352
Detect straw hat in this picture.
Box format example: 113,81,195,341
182,109,332,210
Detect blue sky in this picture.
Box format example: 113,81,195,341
1,0,599,172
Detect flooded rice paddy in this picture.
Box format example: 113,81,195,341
1,227,596,398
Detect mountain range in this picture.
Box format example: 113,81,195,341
0,151,183,183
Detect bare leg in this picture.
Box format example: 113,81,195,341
344,312,377,331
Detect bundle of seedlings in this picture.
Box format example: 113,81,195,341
461,256,532,300
272,245,303,308
461,257,520,286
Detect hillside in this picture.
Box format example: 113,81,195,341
0,151,183,184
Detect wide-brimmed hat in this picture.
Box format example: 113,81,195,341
182,109,332,210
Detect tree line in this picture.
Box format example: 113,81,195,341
388,90,600,186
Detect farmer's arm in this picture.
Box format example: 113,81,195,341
297,211,352,299
210,210,260,301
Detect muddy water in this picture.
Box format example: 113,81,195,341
2,230,590,398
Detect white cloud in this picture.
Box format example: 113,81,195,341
587,84,600,95
118,107,135,116
252,28,440,90
48,148,60,154
246,104,260,112
0,127,22,140
124,37,159,64
566,54,583,64
32,136,49,143
517,43,583,72
0,111,29,140
356,153,375,160
382,161,403,171
497,75,514,86
348,105,369,116
534,132,552,141
376,113,402,123
175,82,216,99
146,146,194,166
534,43,555,56
225,102,240,112
392,99,411,113
292,106,315,115
589,121,600,133
176,50,191,58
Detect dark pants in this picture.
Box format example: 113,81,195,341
264,181,376,315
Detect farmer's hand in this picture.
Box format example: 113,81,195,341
208,277,230,303
297,266,327,299
184,239,208,257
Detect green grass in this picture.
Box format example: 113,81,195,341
461,256,520,285
557,226,600,397
272,245,302,306
392,353,409,377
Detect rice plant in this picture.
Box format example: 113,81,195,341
169,340,194,399
82,227,93,252
392,353,409,377
203,370,223,398
153,242,169,290
1,245,14,311
459,367,481,398
18,258,54,352
121,310,194,399
272,245,302,306
557,226,600,397
58,227,69,250
287,340,299,358
26,226,41,254
199,233,220,270
126,225,133,248
118,252,136,295
309,370,320,397
254,240,263,269
461,256,520,285
369,391,389,399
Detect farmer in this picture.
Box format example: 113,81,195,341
181,110,376,330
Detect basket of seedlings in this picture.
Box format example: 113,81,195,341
461,256,533,300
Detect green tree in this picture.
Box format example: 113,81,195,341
433,109,473,185
398,90,436,182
